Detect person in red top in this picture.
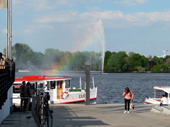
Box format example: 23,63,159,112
122,87,134,113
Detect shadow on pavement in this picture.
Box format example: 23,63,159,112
51,106,108,127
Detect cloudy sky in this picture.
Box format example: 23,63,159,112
1,0,170,56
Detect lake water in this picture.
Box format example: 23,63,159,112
15,72,170,104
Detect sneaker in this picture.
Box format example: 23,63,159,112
127,111,129,113
124,111,127,113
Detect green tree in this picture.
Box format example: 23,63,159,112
130,53,143,71
12,43,33,63
152,56,163,65
107,54,124,72
117,51,128,58
151,65,161,73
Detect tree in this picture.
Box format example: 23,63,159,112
107,54,124,72
164,58,170,66
152,56,162,65
151,65,161,73
128,52,135,58
117,51,128,58
130,53,143,71
104,51,111,66
12,43,33,63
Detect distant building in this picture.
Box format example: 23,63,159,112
158,54,170,58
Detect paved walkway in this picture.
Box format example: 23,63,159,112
51,104,170,127
0,111,37,127
0,104,170,127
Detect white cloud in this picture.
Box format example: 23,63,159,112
113,0,148,6
13,0,103,12
33,10,170,29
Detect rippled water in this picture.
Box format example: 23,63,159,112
16,72,170,104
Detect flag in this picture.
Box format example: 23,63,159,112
0,0,7,9
167,50,169,52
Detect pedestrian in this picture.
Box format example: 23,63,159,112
0,52,5,69
122,87,134,113
160,94,168,106
20,81,26,111
25,82,32,112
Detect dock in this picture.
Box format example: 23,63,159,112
0,104,170,127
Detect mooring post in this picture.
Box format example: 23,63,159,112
85,64,90,105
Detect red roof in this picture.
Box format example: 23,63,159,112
15,75,72,82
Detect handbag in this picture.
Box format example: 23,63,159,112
130,100,134,109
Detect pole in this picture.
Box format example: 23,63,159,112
9,0,12,59
6,0,8,58
85,64,90,105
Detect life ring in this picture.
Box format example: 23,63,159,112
61,92,69,99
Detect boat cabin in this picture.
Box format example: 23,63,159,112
13,76,72,104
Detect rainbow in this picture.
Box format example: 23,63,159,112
51,21,105,76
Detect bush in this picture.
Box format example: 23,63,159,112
137,66,145,73
151,65,161,73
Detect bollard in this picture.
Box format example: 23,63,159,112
85,65,90,105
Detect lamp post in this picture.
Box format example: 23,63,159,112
85,64,90,105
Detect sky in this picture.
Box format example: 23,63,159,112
1,0,170,57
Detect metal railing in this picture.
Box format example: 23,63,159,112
0,59,15,110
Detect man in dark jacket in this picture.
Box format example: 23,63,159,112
20,81,26,111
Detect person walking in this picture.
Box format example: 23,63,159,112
122,87,134,113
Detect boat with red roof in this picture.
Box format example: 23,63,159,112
13,75,97,104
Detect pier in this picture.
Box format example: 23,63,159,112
1,104,170,127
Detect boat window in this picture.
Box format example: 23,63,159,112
65,80,70,88
39,83,44,88
13,83,22,93
50,81,56,89
57,81,62,88
156,91,165,98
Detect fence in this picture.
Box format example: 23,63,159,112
0,59,15,109
0,59,15,123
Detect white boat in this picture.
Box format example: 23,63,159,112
144,86,170,104
18,69,31,72
13,75,97,104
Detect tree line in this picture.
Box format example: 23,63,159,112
104,51,170,73
3,43,102,71
3,43,170,73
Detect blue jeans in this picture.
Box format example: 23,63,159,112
160,103,168,106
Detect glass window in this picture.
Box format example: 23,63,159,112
50,81,56,89
57,81,62,88
13,84,22,93
39,83,43,88
65,80,70,88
